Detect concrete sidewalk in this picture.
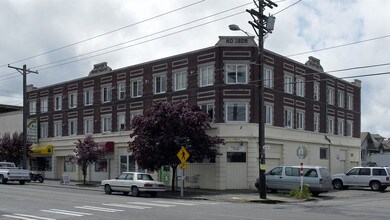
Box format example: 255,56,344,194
27,179,302,204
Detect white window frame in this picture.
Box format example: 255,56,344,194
84,117,93,135
118,113,126,131
29,99,36,115
226,64,248,84
284,73,294,94
338,91,345,108
118,82,126,100
296,76,305,97
173,70,187,91
347,120,353,137
68,91,77,109
264,66,274,88
199,65,214,87
225,102,248,122
265,103,273,125
313,82,320,101
347,93,353,110
101,115,112,133
84,88,93,106
296,110,305,130
338,119,344,136
40,122,48,139
327,117,335,134
68,119,77,136
40,97,48,113
154,73,167,94
198,102,214,123
284,108,294,128
101,84,112,103
54,95,62,111
54,120,62,137
327,87,335,105
313,113,320,132
131,78,143,98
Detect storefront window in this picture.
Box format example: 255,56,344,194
64,160,75,172
120,155,145,173
227,152,246,162
30,157,52,171
95,159,107,172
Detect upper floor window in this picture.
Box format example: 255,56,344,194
130,111,143,124
338,91,345,108
284,73,294,94
84,89,93,106
264,66,274,88
101,115,112,133
68,91,77,108
265,104,273,125
347,121,353,137
296,110,305,130
347,93,353,110
68,119,77,136
54,121,62,137
338,119,344,136
284,108,293,128
40,122,48,139
29,99,36,115
173,71,187,91
226,64,248,84
313,113,320,132
84,117,93,134
226,102,248,122
131,78,143,98
40,97,48,113
296,76,305,97
199,103,214,122
54,95,62,111
154,74,167,94
101,85,112,103
327,87,335,105
313,83,320,101
199,65,214,87
118,82,126,100
118,113,126,131
327,117,334,134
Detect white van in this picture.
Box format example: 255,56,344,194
255,165,332,196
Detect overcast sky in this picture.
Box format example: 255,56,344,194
0,0,389,137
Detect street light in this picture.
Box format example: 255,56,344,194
228,24,250,36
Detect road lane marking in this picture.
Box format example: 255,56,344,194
41,209,93,216
75,206,124,212
2,214,40,220
127,202,175,207
102,203,151,209
152,200,198,206
6,214,56,220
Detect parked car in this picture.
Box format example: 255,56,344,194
0,162,30,184
101,172,165,197
255,165,332,196
332,166,390,191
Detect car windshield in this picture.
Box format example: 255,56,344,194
137,174,154,181
0,163,15,168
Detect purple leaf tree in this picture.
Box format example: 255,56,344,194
0,132,31,167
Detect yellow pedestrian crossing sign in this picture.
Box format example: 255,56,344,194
177,146,190,163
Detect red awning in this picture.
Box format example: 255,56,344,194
99,142,114,153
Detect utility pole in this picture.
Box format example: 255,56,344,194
8,64,38,169
246,0,277,199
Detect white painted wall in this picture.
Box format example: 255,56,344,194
0,110,22,136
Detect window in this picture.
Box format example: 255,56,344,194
84,117,93,134
54,121,62,137
264,66,273,88
284,73,294,94
154,74,167,94
313,83,320,101
41,97,48,113
29,99,36,115
265,104,273,125
95,159,107,172
84,89,93,106
199,103,214,122
40,122,48,139
173,71,187,91
269,167,283,175
359,168,370,176
64,160,75,172
101,115,112,133
347,94,353,110
131,79,143,98
68,91,77,108
327,87,334,105
338,91,345,108
130,111,143,123
347,121,353,137
54,95,62,111
313,113,320,132
226,102,248,122
327,117,334,134
118,82,126,100
284,108,293,128
68,119,77,136
101,85,112,103
296,111,305,130
285,167,300,176
199,65,214,87
320,148,328,159
226,64,248,84
118,113,125,131
373,168,387,176
296,76,305,97
338,119,344,136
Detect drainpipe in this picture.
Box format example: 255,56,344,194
325,135,332,173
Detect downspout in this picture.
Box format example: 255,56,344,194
325,135,332,173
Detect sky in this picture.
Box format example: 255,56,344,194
0,0,389,137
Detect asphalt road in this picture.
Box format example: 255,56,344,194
1,183,389,220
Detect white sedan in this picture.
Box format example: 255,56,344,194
101,172,165,197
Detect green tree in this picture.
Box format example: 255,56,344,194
67,135,106,185
128,101,224,191
0,132,31,166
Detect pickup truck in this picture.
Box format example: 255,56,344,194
0,162,30,185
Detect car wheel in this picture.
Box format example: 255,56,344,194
0,175,7,184
104,184,112,194
132,186,140,197
19,180,25,185
370,181,382,191
149,192,157,197
123,192,129,196
332,179,343,190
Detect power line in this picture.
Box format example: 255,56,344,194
273,0,302,15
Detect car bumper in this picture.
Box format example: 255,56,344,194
139,187,166,192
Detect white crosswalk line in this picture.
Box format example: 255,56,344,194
102,203,151,209
151,200,198,206
127,202,175,207
1,215,37,220
75,206,124,213
8,214,56,220
41,209,93,217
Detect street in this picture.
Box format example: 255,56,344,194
1,183,390,220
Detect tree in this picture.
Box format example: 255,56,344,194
67,135,106,185
128,101,224,191
0,132,31,167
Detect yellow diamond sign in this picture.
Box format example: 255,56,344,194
177,146,190,163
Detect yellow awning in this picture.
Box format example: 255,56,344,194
31,145,53,155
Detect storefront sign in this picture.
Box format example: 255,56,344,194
227,146,246,152
215,36,257,47
27,118,38,144
31,145,53,155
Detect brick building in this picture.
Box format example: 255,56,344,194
26,36,361,189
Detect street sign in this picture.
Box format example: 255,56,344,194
177,146,190,163
263,145,270,150
296,146,308,159
179,162,187,169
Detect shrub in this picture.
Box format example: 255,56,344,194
289,185,311,199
